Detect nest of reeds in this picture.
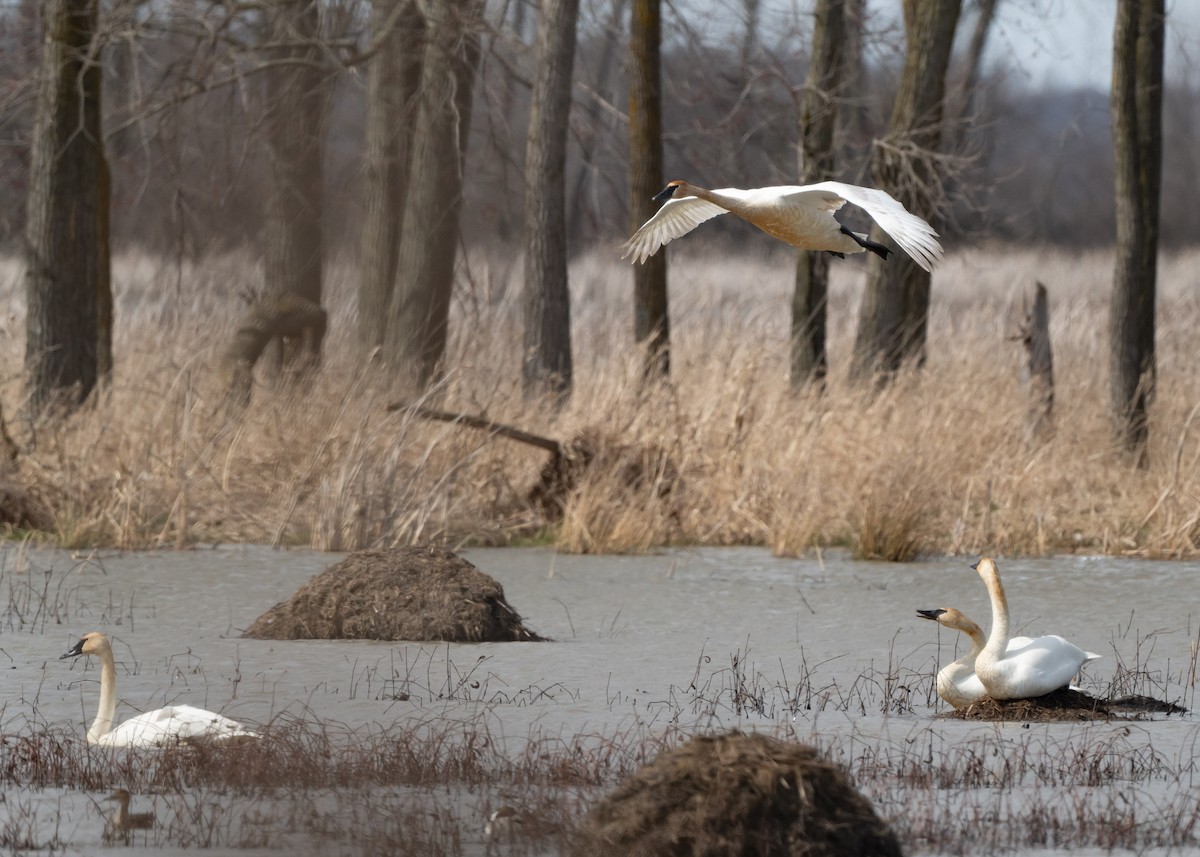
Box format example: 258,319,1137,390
948,688,1187,721
573,731,902,857
241,545,546,642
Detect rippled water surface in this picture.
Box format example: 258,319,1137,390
3,544,1197,855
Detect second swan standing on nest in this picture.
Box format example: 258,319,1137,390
622,180,944,272
970,558,1102,700
61,632,259,747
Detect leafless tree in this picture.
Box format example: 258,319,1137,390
628,0,668,380
851,0,961,382
24,0,112,416
522,0,580,400
357,0,424,355
384,0,484,391
260,0,332,380
791,0,846,389
1110,0,1163,466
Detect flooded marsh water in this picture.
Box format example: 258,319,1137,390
2,544,1198,855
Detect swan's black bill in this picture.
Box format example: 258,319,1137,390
916,609,946,622
969,560,981,570
652,185,676,202
61,639,85,659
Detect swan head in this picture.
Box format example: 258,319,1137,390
60,631,111,660
652,181,685,202
916,607,978,634
971,557,998,577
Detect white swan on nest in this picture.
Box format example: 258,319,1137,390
918,607,1003,709
621,180,943,271
60,632,259,747
970,558,1102,700
917,607,1063,709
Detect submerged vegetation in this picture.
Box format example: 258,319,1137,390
1,693,1197,854
1,246,1199,560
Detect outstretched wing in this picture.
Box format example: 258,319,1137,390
793,181,944,272
621,196,729,264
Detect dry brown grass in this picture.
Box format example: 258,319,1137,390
1,244,1199,557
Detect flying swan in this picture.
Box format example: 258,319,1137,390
621,180,944,272
970,558,1102,700
60,631,259,747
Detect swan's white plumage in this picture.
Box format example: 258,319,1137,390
919,607,1054,709
621,180,943,271
60,631,258,747
970,559,1102,700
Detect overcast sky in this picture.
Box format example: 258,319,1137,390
671,0,1200,91
955,0,1199,90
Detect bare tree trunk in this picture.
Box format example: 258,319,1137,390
850,0,961,382
357,0,423,355
1017,282,1054,444
1110,0,1163,466
792,0,845,390
261,0,329,382
523,0,579,400
629,0,669,380
957,0,1000,116
384,0,484,391
24,0,111,416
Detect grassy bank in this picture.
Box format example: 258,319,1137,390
0,245,1197,557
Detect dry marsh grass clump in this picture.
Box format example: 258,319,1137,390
1,246,1200,556
574,731,903,857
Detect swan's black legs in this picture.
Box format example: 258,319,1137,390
840,225,891,261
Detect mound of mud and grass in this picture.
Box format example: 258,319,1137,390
948,688,1187,721
573,731,902,857
241,546,546,642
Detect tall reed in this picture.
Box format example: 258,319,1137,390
0,245,1197,557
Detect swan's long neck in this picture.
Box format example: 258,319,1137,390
89,646,118,744
678,183,744,214
956,620,988,661
980,565,1010,659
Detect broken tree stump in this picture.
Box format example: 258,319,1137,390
1016,282,1054,443
221,293,328,409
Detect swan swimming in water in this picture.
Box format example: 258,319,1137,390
60,632,259,747
622,180,944,271
970,558,1102,700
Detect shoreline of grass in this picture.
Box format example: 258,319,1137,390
0,245,1198,559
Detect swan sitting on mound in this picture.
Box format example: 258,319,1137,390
969,558,1102,701
60,632,259,747
917,607,1009,709
622,180,943,271
916,606,1099,709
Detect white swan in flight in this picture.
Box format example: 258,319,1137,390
621,180,943,272
60,632,259,747
970,558,1102,700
